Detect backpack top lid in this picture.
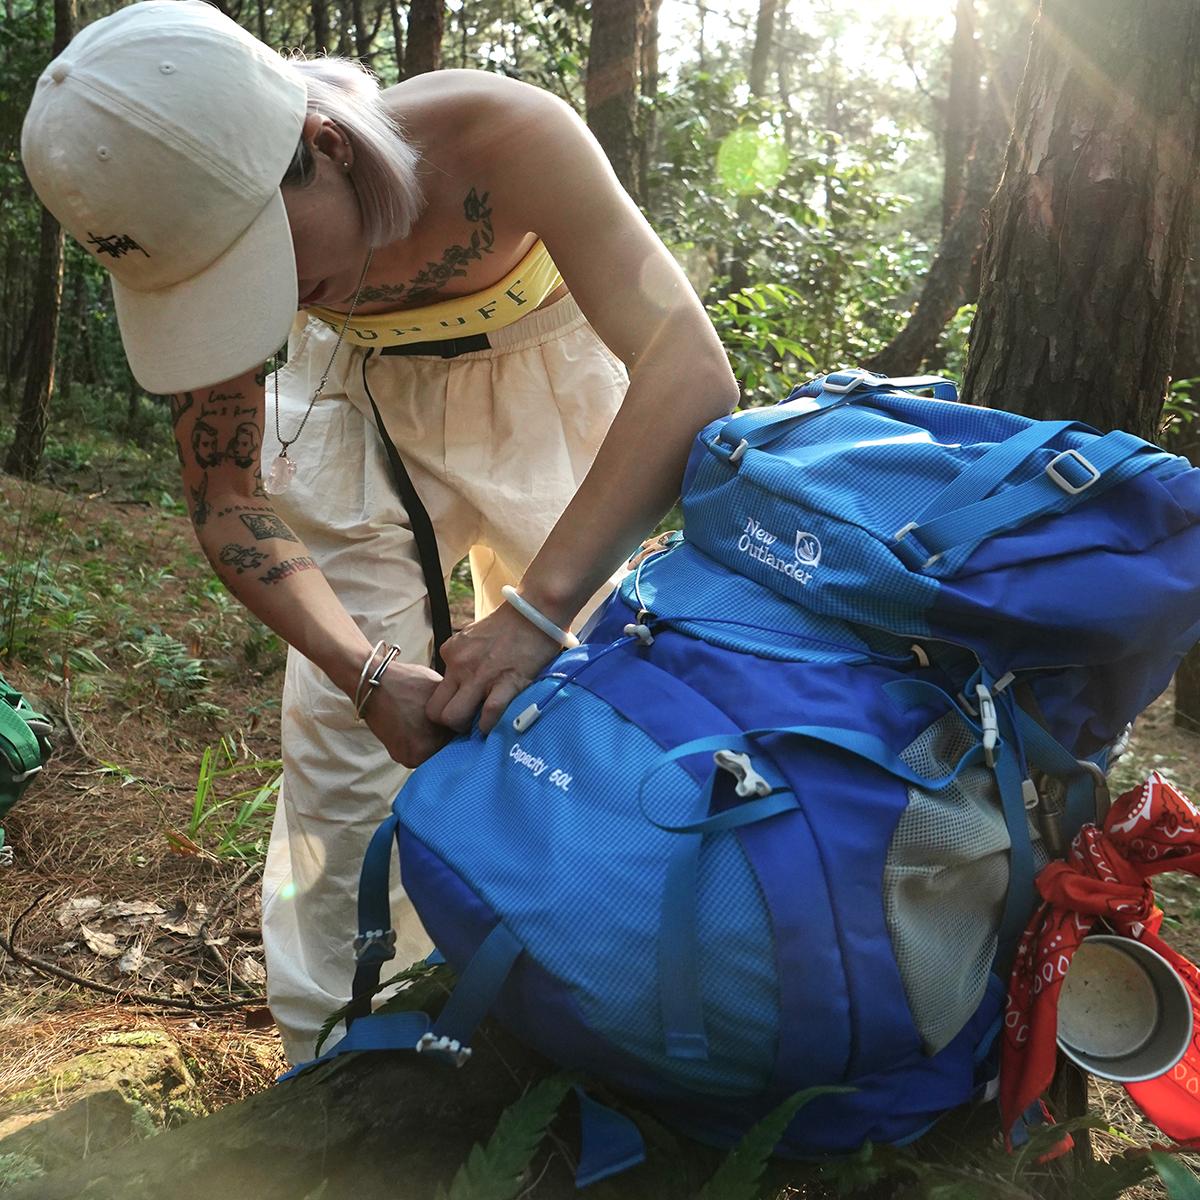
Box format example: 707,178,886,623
678,371,1200,741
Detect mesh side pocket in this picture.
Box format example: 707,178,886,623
885,712,1042,1055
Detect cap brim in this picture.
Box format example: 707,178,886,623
113,189,297,394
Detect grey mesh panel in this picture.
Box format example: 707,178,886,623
885,712,1046,1055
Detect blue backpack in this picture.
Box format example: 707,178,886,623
302,370,1200,1182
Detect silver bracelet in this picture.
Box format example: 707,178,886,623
500,585,580,650
354,642,401,721
353,640,386,715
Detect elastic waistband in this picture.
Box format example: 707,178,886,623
372,296,589,361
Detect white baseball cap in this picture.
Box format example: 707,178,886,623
21,0,308,393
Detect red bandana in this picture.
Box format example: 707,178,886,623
1000,771,1200,1148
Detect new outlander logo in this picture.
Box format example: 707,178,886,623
737,516,821,586
794,531,822,567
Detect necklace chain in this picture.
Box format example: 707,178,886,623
272,248,375,456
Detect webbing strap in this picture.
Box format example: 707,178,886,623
277,1011,433,1082
715,372,957,457
913,420,1079,521
990,698,1038,975
431,921,523,1045
347,811,402,1025
287,921,522,1084
362,354,453,673
895,430,1161,566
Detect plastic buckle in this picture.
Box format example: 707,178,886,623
415,1031,472,1067
974,683,999,768
713,750,771,798
352,928,397,963
1045,448,1100,495
728,438,749,465
822,368,885,395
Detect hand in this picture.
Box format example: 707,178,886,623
425,603,562,734
362,660,454,767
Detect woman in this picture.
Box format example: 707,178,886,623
22,0,737,1061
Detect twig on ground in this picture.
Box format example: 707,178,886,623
0,890,265,1013
193,862,263,977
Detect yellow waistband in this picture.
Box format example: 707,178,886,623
306,239,564,347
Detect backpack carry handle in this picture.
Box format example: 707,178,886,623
714,371,958,464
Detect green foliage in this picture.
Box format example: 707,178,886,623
696,1087,852,1200
436,1075,573,1200
186,734,281,860
705,284,816,405
1152,1152,1200,1198
649,70,931,399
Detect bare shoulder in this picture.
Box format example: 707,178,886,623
383,70,572,137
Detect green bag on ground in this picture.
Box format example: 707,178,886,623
0,675,53,851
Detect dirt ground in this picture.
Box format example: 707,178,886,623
2,467,1200,1192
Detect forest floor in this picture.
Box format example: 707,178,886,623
1,416,1199,1197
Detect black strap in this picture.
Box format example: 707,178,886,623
379,333,490,358
361,352,454,673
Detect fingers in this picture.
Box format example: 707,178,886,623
478,672,528,734
433,676,486,733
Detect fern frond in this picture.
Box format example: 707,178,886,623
697,1086,853,1200
444,1075,573,1200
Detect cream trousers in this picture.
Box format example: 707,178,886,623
260,297,628,1063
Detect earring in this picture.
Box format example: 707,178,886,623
342,161,350,170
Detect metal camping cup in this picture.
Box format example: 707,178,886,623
1056,934,1193,1083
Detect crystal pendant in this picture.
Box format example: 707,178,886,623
265,451,297,495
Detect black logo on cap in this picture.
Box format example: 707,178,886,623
87,232,149,259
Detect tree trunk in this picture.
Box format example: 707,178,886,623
1169,228,1200,729
405,0,443,76
389,0,404,77
4,0,75,480
310,0,330,54
941,0,979,231
962,0,1200,438
0,1025,731,1200
637,0,662,205
586,0,646,201
747,0,777,97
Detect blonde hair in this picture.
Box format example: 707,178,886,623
282,56,423,247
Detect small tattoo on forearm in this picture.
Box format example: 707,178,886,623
258,556,317,585
240,512,299,542
219,543,269,574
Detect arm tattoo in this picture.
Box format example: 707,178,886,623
189,475,211,527
258,556,317,586
358,188,495,306
219,543,269,574
239,512,300,543
170,391,196,429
